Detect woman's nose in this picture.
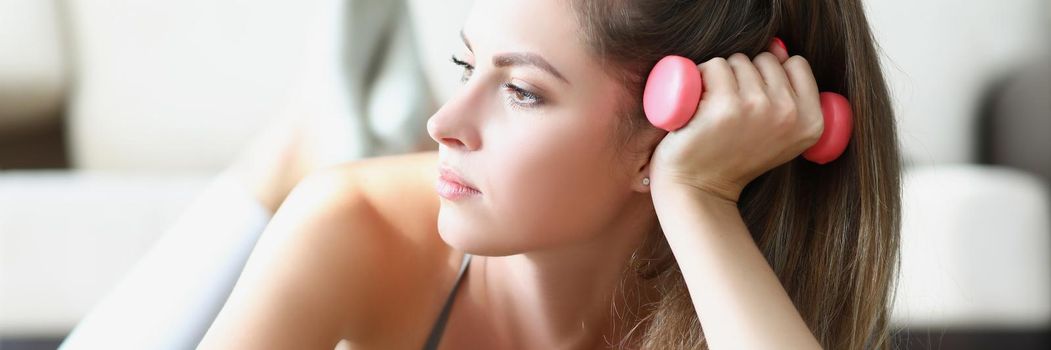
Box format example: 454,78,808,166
426,97,482,151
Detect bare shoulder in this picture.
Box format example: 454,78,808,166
199,151,462,349
298,151,466,344
340,150,444,245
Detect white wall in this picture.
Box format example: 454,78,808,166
65,0,326,170
866,0,1050,164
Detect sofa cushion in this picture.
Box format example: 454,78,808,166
893,165,1051,329
0,171,210,336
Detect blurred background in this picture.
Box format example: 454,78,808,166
0,0,1049,349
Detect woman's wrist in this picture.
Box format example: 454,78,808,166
650,180,746,243
651,179,740,212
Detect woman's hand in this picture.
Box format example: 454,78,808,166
648,46,825,204
644,42,826,349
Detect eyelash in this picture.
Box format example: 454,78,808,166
450,54,545,110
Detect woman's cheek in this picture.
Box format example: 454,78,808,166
481,109,619,245
500,137,597,231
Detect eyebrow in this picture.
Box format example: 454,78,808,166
460,29,570,86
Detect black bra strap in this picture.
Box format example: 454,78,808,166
422,253,472,350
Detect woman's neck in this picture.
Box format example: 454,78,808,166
465,196,662,349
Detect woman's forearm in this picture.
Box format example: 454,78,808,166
652,185,822,349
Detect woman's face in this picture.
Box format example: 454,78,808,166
427,0,653,256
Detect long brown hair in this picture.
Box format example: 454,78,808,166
570,0,903,348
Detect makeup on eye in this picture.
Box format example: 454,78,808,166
450,54,547,109
502,81,544,109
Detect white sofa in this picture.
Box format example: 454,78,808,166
1,0,1048,343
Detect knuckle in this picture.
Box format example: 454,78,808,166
782,99,799,117
768,92,791,108
728,53,750,64
706,56,729,66
777,102,799,126
753,52,778,65
812,118,825,140
743,94,770,112
785,55,811,70
804,117,824,144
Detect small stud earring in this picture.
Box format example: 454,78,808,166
642,177,650,186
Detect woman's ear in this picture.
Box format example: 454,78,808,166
632,162,652,193
629,128,665,193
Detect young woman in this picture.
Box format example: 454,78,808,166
199,0,901,348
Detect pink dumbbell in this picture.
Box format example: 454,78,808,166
641,40,852,165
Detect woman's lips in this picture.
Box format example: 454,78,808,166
437,167,481,200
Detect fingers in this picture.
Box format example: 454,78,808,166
753,37,792,97
730,42,824,144
727,53,766,96
753,53,793,98
710,37,793,99
696,57,738,96
699,38,819,120
782,56,822,119
696,38,824,155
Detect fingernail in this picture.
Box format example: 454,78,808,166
773,37,787,52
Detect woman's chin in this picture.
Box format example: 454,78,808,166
437,229,510,256
436,217,524,256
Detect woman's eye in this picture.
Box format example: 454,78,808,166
502,83,544,109
450,55,473,83
450,54,544,110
